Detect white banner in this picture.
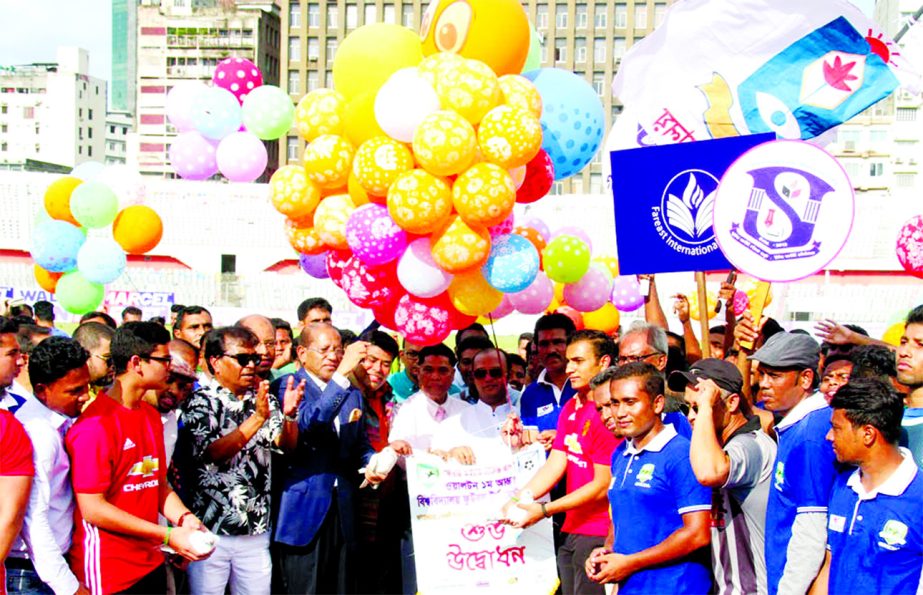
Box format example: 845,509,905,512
406,444,558,594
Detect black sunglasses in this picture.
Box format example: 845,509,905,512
473,367,504,380
141,355,173,366
222,353,261,367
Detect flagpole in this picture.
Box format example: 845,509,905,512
895,5,923,42
695,271,711,358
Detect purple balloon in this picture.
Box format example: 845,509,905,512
345,204,408,266
611,275,645,312
169,131,219,180
299,251,329,279
216,131,267,183
522,217,550,241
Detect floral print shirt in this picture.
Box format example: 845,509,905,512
180,378,282,536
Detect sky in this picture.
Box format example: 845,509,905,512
0,0,878,87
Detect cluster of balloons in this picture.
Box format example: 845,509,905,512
30,163,163,314
896,214,923,279
167,57,294,182
273,6,605,345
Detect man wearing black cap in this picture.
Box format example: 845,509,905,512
740,331,835,595
669,359,776,595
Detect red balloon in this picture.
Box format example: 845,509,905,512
339,259,401,309
554,306,585,331
326,250,352,287
372,303,397,330
394,294,453,346
516,150,554,204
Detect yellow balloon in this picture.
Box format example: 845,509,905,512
313,194,356,250
387,169,454,234
412,110,477,176
347,171,372,206
420,0,530,76
302,135,355,190
295,89,346,142
430,215,491,273
688,290,718,321
448,270,503,316
592,256,620,280
477,105,542,169
343,91,387,147
418,52,464,87
498,75,542,119
285,215,326,255
434,58,501,125
352,136,415,197
452,163,515,228
583,302,621,334
270,165,322,221
882,322,905,346
333,24,423,100
554,281,566,305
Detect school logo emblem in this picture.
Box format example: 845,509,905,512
774,461,785,490
657,170,719,248
714,140,854,282
878,520,909,550
635,463,656,488
416,462,441,489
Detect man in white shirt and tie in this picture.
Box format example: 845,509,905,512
7,336,91,595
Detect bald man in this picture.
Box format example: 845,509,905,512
237,315,277,381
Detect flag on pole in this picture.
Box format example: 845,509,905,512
608,0,921,152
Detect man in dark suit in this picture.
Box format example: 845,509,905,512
271,323,385,594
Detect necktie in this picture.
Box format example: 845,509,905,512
434,405,446,422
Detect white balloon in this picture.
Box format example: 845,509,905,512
374,68,440,143
166,81,210,133
95,164,147,207
70,161,105,181
397,238,453,298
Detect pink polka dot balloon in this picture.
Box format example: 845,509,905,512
522,217,550,241
611,275,645,312
213,57,263,104
346,204,408,266
563,267,611,312
169,131,218,180
394,294,453,346
896,214,923,279
216,131,267,183
488,295,515,320
509,270,554,314
339,258,402,309
488,212,515,238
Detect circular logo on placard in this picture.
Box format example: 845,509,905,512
659,169,719,246
713,140,854,282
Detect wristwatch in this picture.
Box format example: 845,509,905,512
283,413,298,423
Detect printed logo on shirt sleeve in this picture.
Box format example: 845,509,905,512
537,404,554,417
635,463,656,488
773,461,785,491
878,520,909,550
828,514,846,533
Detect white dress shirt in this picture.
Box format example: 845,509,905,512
0,380,37,414
431,400,519,458
11,397,80,595
389,391,470,452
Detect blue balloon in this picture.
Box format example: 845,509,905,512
77,238,127,284
482,234,539,293
192,87,242,140
31,220,86,273
524,68,605,181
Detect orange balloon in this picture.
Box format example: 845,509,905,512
44,177,82,225
34,264,63,293
112,206,164,254
269,166,322,220
452,163,515,228
285,216,326,255
430,215,491,273
512,226,547,254
583,302,621,334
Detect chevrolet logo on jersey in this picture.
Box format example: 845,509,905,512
127,455,159,478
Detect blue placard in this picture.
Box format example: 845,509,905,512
610,133,775,275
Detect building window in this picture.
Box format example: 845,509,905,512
326,38,337,64
289,36,301,61
576,4,588,28
402,4,415,27
594,4,607,28
842,161,860,178
869,162,884,177
556,5,568,28
896,173,916,187
592,72,604,95
110,125,115,133
0,142,6,151
328,4,339,28
79,108,83,118
308,70,319,91
554,38,567,63
88,109,94,119
536,5,548,28
575,38,587,63
384,5,396,23
347,5,358,28
634,4,648,28
88,146,93,157
287,136,301,161
613,37,626,59
288,70,300,93
308,4,320,27
2,105,7,114
654,3,667,26
365,4,377,24
289,2,301,27
308,37,320,61
869,129,887,142
615,4,627,27
88,128,93,138
896,107,917,121
590,173,603,193
0,124,5,133
593,37,606,63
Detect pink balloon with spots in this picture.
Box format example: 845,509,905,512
611,276,645,312
897,214,923,279
346,204,408,266
339,258,401,309
393,294,453,346
563,267,611,312
213,57,264,104
509,271,553,314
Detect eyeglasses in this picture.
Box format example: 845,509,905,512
142,355,173,367
473,367,504,380
307,346,344,358
617,352,661,365
94,353,112,364
221,353,261,367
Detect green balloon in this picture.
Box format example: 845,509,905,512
242,85,295,140
521,25,543,74
543,236,591,284
70,181,119,229
55,271,104,315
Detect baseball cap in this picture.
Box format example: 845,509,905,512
668,358,744,394
169,353,198,380
750,332,819,370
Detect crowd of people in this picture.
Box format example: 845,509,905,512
0,286,920,595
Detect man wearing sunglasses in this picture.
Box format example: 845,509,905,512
237,315,277,382
181,326,304,595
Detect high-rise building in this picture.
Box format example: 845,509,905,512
134,0,281,177
277,0,672,194
0,47,107,171
112,0,139,115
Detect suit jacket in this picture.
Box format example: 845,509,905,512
271,367,374,547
